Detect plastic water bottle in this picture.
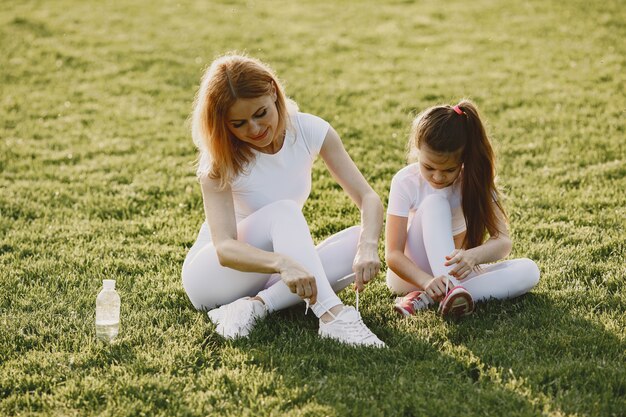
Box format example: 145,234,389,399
95,279,120,342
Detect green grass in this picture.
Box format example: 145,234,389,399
1,0,625,416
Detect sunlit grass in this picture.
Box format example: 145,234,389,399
1,0,624,416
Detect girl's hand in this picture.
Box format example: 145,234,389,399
445,249,478,280
424,275,450,302
279,257,318,304
353,242,381,292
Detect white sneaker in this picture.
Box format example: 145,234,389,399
207,297,268,339
318,306,386,348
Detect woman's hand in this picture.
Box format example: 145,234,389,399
445,249,478,280
353,242,381,292
279,256,318,304
424,275,450,302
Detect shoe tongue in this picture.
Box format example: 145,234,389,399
337,306,359,321
228,301,251,322
251,299,265,314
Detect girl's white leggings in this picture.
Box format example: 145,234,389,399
386,193,540,301
182,200,359,318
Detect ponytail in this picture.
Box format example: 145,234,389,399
457,101,506,248
411,99,506,249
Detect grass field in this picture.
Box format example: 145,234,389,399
1,0,625,416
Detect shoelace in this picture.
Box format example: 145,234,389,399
305,273,360,315
410,293,430,310
313,294,380,345
340,310,378,342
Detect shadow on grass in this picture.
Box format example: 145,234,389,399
215,291,624,417
446,293,626,417
220,306,532,416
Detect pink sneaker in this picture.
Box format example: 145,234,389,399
438,286,474,317
394,291,433,316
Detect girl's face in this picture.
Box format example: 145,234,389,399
418,144,463,189
226,89,280,152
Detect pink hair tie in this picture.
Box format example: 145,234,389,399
452,105,464,115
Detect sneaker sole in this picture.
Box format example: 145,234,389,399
439,290,475,318
394,305,413,317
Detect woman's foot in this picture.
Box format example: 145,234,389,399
207,297,268,339
437,286,474,317
318,306,386,348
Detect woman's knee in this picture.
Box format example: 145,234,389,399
344,225,361,239
322,225,360,248
181,258,210,310
255,200,310,235
181,246,229,311
262,199,301,217
181,249,201,287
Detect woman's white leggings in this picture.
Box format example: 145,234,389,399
386,194,540,301
182,200,359,318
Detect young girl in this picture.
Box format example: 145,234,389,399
385,100,540,317
182,54,385,347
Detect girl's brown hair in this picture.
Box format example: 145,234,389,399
191,53,290,188
410,99,506,249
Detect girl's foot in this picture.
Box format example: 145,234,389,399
318,306,386,348
207,297,268,339
437,286,474,317
394,291,434,316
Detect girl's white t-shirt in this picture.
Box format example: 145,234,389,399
387,163,467,235
199,112,330,225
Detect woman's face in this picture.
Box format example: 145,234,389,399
226,89,280,152
418,144,463,189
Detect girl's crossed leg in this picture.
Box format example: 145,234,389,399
387,193,540,302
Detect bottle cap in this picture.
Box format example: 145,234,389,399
103,279,116,290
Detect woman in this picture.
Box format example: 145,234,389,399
182,54,385,347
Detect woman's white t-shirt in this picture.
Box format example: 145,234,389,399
387,163,467,235
199,112,330,226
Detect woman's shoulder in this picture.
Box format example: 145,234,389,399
290,112,331,156
293,111,330,128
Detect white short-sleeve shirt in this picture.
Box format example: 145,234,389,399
387,163,467,235
199,112,330,225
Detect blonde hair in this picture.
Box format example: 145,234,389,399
191,53,292,188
